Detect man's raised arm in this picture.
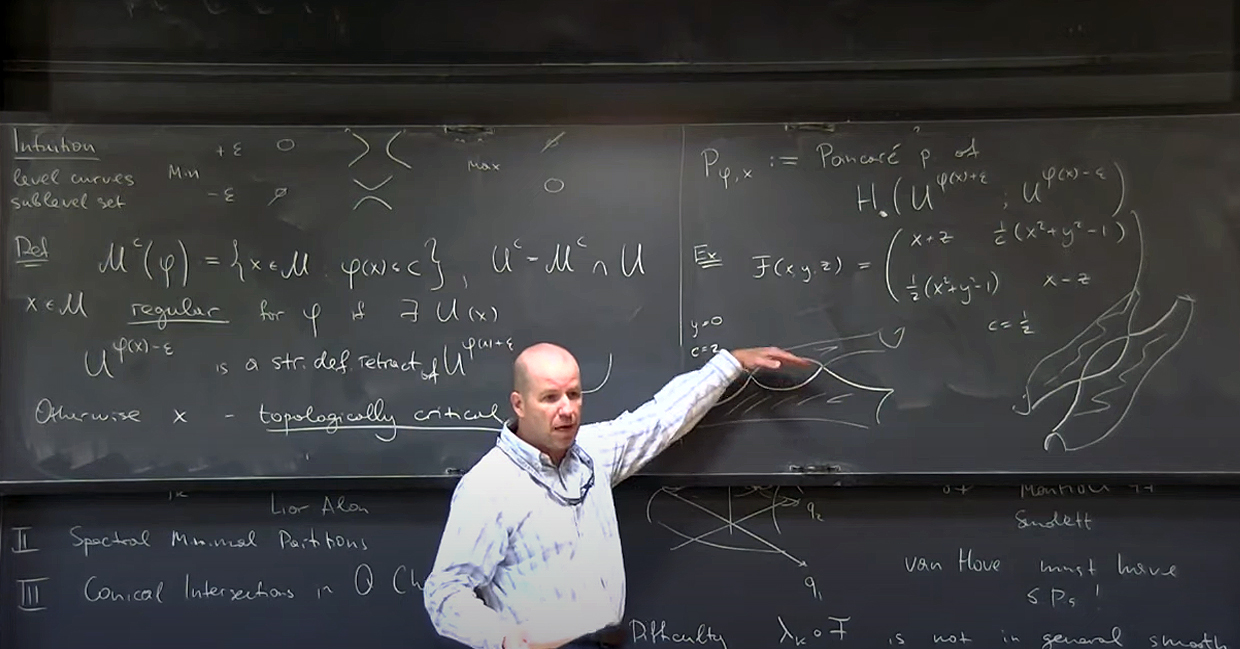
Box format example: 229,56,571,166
590,347,812,485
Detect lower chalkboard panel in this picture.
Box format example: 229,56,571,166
2,483,1238,648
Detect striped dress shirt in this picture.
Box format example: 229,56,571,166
423,351,744,649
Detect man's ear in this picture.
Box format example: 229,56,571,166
510,391,523,418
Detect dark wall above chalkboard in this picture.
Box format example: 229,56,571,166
5,0,1236,120
4,0,1232,67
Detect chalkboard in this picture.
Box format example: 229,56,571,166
1,483,1238,648
4,113,1240,487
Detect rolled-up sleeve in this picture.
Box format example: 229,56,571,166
423,473,510,649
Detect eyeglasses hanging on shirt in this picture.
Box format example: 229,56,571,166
497,433,596,506
530,447,595,506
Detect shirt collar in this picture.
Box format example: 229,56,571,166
498,419,560,470
497,418,595,505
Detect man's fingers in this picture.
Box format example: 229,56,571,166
734,346,815,371
505,629,533,649
767,347,813,366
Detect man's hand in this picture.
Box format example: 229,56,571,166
731,346,814,372
503,627,531,649
505,629,574,649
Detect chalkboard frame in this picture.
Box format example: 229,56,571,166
4,107,1240,494
9,471,1240,497
8,103,1240,128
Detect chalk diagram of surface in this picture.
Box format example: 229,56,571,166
698,327,905,431
645,485,810,567
1014,209,1195,452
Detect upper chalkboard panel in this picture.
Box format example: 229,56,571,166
3,114,1240,488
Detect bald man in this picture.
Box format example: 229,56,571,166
424,344,811,649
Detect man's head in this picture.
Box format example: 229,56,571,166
510,342,582,464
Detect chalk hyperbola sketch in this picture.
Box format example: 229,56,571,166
1014,208,1195,452
645,485,809,567
344,127,411,211
698,327,905,431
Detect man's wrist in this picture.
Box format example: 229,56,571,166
712,349,745,378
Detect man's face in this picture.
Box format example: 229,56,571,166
511,352,582,460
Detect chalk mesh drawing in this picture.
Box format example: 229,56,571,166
1014,209,1194,452
699,327,904,431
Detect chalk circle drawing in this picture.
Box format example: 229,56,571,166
1014,209,1195,452
645,485,809,567
699,327,905,431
